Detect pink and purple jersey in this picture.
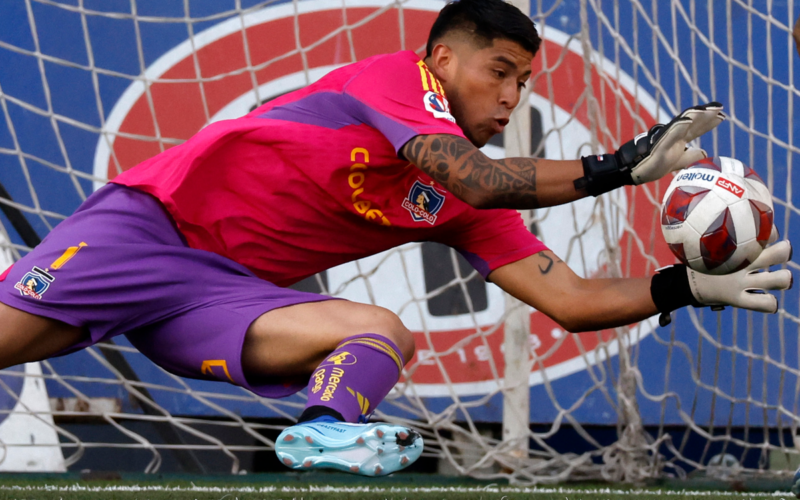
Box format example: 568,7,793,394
113,50,547,286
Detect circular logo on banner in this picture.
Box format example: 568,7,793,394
95,0,673,397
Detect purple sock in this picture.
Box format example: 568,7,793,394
302,333,405,423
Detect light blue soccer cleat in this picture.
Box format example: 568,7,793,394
275,420,423,476
792,464,800,498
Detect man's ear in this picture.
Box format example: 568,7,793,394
428,43,457,83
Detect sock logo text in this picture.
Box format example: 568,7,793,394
320,367,345,401
311,368,325,394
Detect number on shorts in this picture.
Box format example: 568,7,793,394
50,242,88,270
201,359,233,382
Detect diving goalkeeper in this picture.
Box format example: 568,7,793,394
0,0,791,476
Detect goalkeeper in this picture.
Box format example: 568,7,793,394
0,0,791,476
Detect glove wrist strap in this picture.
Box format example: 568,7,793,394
651,265,703,326
576,153,634,197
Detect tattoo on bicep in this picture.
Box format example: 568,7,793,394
537,252,563,274
538,253,553,274
403,135,541,209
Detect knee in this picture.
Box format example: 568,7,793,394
355,306,415,365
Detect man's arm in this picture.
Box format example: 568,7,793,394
488,251,657,332
401,134,585,210
401,103,724,210
490,243,792,333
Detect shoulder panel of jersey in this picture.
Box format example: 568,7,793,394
342,51,466,152
251,51,466,154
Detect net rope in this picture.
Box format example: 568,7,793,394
0,0,798,483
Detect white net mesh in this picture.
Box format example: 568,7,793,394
0,0,798,483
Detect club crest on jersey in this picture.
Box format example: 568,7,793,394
403,180,445,225
423,91,456,123
14,266,54,300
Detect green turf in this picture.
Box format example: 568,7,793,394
0,473,794,500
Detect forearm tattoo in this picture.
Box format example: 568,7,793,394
402,135,540,209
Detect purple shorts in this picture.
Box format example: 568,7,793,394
0,184,333,398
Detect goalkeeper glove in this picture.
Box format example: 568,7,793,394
650,240,793,326
576,102,726,196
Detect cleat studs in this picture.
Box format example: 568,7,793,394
305,436,314,444
400,456,409,465
350,465,360,473
283,434,294,442
376,429,384,438
282,458,294,466
375,465,383,475
303,460,312,468
356,437,365,445
377,447,384,455
398,431,409,440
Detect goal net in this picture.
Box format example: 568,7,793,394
0,0,798,483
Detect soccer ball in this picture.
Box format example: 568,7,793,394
661,156,774,275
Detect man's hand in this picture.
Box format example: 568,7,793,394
687,240,793,313
625,102,725,184
577,102,725,196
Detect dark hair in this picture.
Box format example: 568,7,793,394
425,0,541,58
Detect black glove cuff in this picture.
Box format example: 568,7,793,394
576,153,634,197
651,265,703,316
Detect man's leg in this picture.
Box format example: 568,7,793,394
0,302,86,369
241,299,414,387
242,299,415,421
240,299,421,475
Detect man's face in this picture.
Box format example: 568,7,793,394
432,38,534,147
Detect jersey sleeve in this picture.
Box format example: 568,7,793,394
437,207,549,279
343,52,467,154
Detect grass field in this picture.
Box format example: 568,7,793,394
0,473,796,500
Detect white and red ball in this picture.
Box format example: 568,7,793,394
661,156,773,275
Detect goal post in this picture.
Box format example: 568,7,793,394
501,0,533,466
0,0,798,483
